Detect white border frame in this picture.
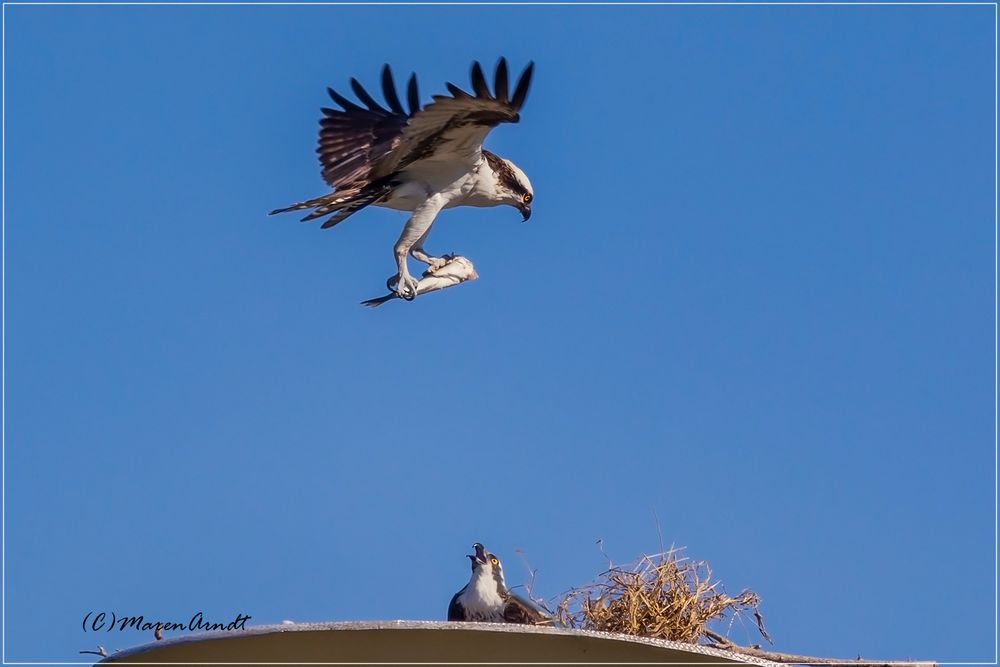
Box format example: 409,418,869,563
1,2,996,664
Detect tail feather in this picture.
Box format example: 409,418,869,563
317,183,393,229
270,183,392,229
299,190,362,222
268,192,342,215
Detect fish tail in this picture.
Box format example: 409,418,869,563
361,293,396,308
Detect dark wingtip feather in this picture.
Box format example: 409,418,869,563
494,57,509,103
350,77,386,113
381,65,405,114
407,73,420,114
327,86,362,112
510,61,534,111
470,61,490,98
446,81,472,98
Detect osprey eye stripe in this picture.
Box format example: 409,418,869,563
271,58,536,302
448,542,555,627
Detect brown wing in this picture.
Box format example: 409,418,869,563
371,58,534,179
317,65,420,188
502,592,554,626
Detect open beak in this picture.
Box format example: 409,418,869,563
518,204,532,222
470,542,488,565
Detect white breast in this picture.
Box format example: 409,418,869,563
457,569,506,622
375,156,496,212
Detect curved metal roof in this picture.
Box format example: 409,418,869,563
100,620,782,664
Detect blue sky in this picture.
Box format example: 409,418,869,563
3,3,996,663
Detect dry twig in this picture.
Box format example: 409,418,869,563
556,546,771,646
514,548,554,614
557,544,935,667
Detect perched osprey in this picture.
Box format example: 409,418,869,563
448,543,552,625
270,59,535,300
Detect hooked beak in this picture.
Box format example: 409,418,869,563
517,204,532,222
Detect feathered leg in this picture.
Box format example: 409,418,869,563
410,227,449,272
389,194,447,300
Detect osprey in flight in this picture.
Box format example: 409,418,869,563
448,543,553,625
270,58,535,300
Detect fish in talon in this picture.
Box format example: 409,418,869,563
362,256,478,307
269,59,536,304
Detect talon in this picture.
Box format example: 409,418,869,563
386,274,399,291
394,274,419,301
424,255,452,276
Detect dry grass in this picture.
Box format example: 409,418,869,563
555,546,772,646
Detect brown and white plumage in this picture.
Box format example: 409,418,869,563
317,67,420,190
447,543,554,626
270,59,535,300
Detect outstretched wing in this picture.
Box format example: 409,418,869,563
316,59,532,187
371,58,534,179
317,65,421,188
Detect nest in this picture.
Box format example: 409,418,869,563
555,546,772,646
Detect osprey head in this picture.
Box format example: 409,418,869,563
484,152,533,221
468,542,508,591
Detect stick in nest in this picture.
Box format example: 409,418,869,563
555,546,772,646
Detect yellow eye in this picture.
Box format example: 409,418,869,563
522,193,533,204
490,557,499,565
